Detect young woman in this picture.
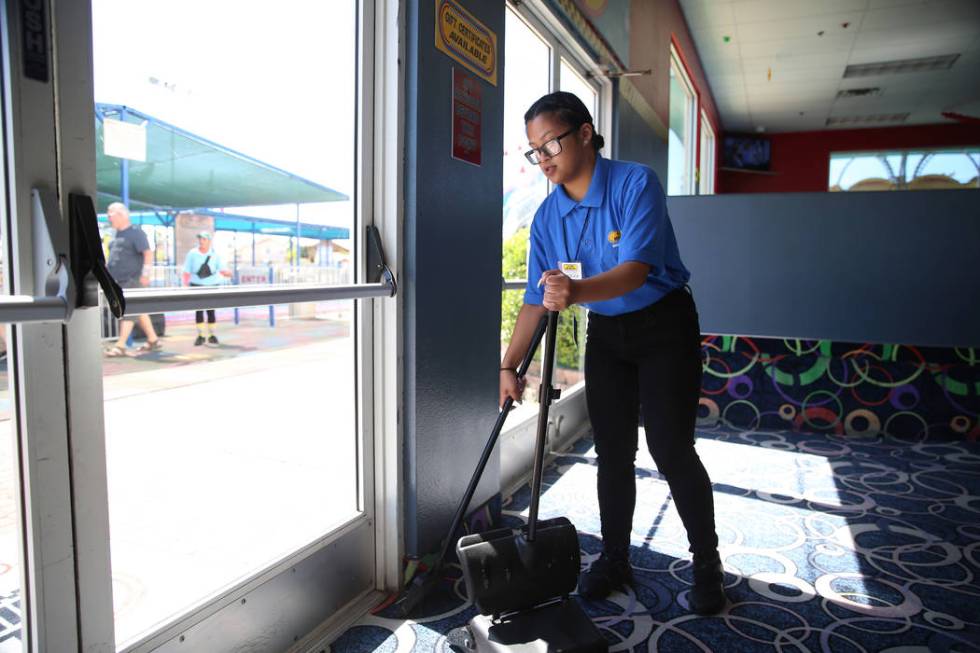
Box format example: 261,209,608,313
499,92,726,615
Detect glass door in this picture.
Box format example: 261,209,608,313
0,1,393,650
0,24,27,649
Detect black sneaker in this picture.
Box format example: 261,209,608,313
578,553,633,600
207,335,219,346
690,552,727,615
194,335,206,346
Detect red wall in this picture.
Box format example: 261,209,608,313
717,123,980,194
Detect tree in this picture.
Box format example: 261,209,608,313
501,227,584,370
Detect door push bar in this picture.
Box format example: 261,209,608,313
0,190,396,326
0,190,123,326
122,224,397,315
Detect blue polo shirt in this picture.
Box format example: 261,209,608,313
524,156,690,316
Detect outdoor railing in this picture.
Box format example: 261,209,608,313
145,264,351,288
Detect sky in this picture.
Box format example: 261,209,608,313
91,3,606,240
92,0,356,229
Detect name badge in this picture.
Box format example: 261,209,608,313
559,261,583,280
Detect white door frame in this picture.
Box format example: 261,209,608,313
699,109,716,195
670,44,698,195
0,0,403,650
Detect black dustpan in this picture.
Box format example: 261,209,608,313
457,312,581,616
391,314,550,617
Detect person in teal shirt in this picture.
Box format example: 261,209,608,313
182,231,231,346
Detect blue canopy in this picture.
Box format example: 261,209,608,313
99,209,350,241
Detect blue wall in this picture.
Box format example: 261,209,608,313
403,0,506,555
668,190,980,348
614,88,667,182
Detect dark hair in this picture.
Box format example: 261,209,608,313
524,91,605,152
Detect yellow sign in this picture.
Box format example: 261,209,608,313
435,0,497,86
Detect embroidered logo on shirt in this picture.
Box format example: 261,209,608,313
608,230,621,247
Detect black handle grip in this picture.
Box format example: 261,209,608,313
69,193,126,319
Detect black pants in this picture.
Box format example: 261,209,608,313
585,288,718,559
190,283,216,324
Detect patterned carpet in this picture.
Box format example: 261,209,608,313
332,426,980,652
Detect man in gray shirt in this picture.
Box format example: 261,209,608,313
105,202,162,355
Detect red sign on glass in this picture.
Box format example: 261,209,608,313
452,67,482,166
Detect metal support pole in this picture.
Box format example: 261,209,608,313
295,202,301,266
170,211,178,267
233,232,240,324
119,107,130,207
268,264,275,327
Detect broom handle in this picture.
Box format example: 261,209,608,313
527,311,560,542
434,314,549,566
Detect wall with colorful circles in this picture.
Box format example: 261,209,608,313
699,336,980,441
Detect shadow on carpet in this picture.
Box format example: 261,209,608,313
331,427,980,652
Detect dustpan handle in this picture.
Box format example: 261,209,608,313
527,311,560,542
434,314,549,567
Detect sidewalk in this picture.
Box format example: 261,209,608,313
0,312,358,645
101,314,350,376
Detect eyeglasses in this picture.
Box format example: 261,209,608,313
524,127,577,165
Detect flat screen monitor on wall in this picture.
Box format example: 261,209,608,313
723,136,771,171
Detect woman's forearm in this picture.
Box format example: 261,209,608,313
572,261,650,305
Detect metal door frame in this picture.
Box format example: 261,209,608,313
0,0,403,650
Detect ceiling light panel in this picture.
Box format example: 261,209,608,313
825,113,910,126
836,87,883,98
843,54,960,77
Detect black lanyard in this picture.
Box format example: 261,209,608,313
561,207,591,262
560,207,590,348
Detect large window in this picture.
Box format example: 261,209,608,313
560,59,598,123
829,148,980,191
91,1,368,646
0,0,391,649
667,48,698,196
502,4,607,406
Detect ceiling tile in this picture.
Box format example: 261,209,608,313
868,0,928,8
707,78,747,95
833,96,926,115
690,28,741,57
698,58,747,77
680,0,736,30
743,79,840,94
759,67,846,83
733,12,867,42
686,0,980,132
852,31,980,58
733,0,870,23
736,34,855,58
859,0,980,31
